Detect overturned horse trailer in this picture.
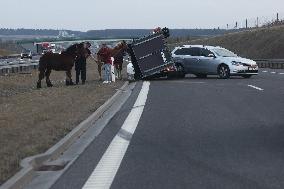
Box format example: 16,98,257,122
127,28,175,80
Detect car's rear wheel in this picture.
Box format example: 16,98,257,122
218,64,230,79
195,73,207,78
242,75,252,78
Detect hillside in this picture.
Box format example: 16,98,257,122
169,26,284,59
0,41,22,56
0,28,234,39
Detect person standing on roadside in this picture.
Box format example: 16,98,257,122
75,42,91,85
97,43,112,83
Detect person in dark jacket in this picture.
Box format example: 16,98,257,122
75,42,91,85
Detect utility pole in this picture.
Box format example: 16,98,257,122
256,17,259,28
246,19,248,29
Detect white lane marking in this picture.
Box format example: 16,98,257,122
271,72,276,74
279,73,284,75
82,81,150,189
262,71,268,73
248,85,264,91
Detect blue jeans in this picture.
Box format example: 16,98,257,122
103,63,111,82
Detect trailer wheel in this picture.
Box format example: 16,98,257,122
175,64,185,78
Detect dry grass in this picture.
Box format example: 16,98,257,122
0,49,13,56
169,25,284,59
0,59,125,184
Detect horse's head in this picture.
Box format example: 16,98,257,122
109,41,128,57
118,40,128,51
62,43,79,58
63,43,88,60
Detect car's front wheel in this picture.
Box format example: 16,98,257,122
218,64,230,79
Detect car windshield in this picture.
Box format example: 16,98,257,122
212,48,238,57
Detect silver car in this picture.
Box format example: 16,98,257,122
172,45,258,79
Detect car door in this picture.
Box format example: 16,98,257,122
199,48,219,74
183,47,202,73
173,48,194,73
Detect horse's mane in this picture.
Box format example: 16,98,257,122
62,43,79,55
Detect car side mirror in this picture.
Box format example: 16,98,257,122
207,54,215,58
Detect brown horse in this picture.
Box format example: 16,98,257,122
36,43,85,88
96,41,128,80
113,50,125,80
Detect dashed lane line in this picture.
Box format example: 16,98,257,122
248,85,264,91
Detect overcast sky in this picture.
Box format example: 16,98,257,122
1,0,283,31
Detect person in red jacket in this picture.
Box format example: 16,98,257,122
97,43,112,83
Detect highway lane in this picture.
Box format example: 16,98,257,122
110,72,284,189
46,70,284,189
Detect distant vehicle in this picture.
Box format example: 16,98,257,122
21,50,32,59
172,45,258,79
35,42,56,54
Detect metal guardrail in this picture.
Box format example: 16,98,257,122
0,61,39,75
0,54,21,60
255,59,284,69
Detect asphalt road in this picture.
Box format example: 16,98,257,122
50,69,284,189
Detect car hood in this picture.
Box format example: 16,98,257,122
221,57,257,66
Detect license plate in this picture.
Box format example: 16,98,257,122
248,67,256,70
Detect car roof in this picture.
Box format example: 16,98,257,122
176,45,224,50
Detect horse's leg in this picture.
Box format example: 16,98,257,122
98,63,102,80
45,69,53,87
65,70,74,86
37,70,45,89
118,62,122,79
65,71,70,85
